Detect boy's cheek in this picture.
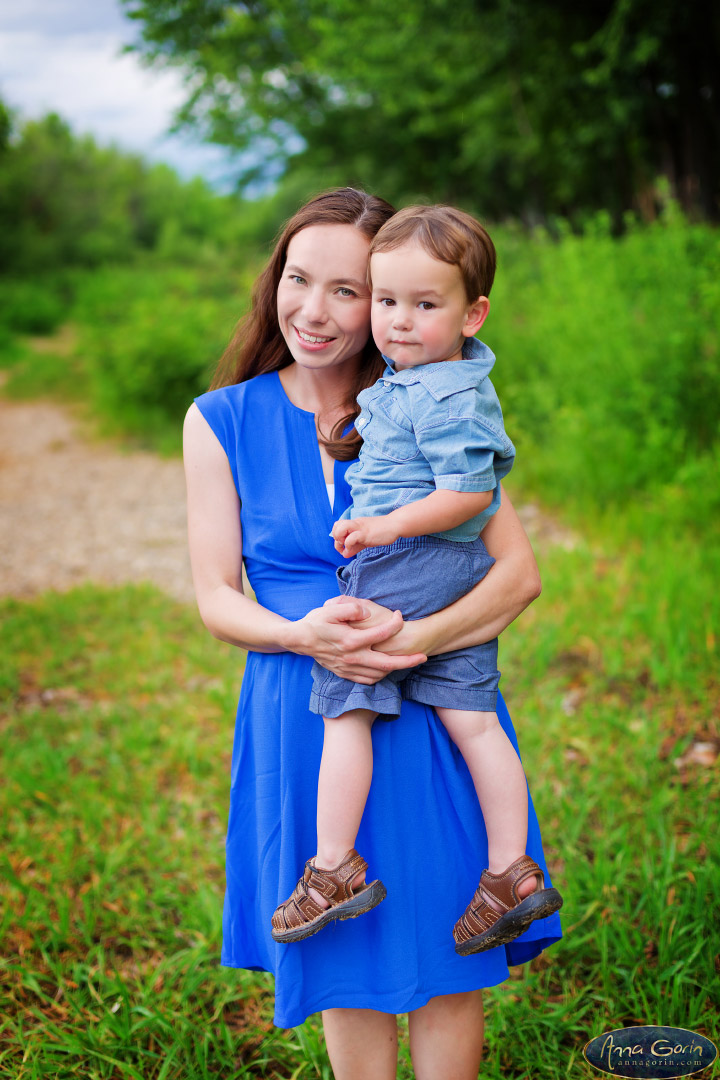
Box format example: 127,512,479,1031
370,310,386,335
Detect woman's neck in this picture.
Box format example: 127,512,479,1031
279,361,356,428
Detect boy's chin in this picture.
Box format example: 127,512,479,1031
388,350,427,370
395,357,438,369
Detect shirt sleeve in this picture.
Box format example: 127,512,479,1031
414,401,515,494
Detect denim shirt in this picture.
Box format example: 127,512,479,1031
340,337,515,542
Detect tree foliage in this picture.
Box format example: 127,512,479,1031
0,105,243,274
122,0,720,221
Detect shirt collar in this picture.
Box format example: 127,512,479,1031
381,337,496,400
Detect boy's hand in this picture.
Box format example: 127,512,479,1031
332,515,400,557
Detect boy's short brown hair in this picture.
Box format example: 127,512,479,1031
369,204,496,301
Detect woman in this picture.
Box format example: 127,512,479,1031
184,188,562,1080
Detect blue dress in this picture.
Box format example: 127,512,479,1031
194,370,562,1029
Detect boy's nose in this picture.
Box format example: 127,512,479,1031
392,309,412,330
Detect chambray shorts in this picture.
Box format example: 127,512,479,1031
309,535,500,721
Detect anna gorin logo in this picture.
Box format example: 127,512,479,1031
584,1025,717,1078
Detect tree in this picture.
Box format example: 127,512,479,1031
122,0,720,221
0,99,245,274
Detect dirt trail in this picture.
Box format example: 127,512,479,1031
0,394,575,605
0,395,194,604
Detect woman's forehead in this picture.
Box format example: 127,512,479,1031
286,224,371,280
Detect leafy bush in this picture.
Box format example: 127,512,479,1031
74,262,252,449
0,106,254,275
487,208,720,531
0,277,68,334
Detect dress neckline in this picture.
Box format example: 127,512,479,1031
273,368,316,418
272,368,340,519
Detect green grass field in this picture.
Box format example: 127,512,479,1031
2,537,718,1077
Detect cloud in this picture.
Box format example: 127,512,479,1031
0,0,130,37
0,1,240,186
0,30,186,146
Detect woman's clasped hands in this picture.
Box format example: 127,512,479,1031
290,595,427,684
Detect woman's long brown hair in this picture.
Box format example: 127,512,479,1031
210,187,396,460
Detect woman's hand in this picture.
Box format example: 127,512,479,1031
288,596,427,684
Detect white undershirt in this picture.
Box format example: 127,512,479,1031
325,482,335,507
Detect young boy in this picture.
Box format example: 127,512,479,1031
271,206,563,952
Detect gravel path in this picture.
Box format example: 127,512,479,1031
0,394,576,606
0,395,194,604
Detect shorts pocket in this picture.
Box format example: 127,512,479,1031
336,562,354,595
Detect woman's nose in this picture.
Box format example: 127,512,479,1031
301,287,328,324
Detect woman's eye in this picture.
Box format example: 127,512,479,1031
337,287,355,297
290,275,306,285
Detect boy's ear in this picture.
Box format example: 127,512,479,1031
462,296,490,337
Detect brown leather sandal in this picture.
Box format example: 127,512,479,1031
271,848,387,943
454,854,563,956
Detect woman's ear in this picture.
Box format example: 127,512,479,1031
462,296,490,337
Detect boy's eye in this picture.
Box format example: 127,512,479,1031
378,298,395,307
418,301,435,310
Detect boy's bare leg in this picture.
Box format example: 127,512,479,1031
309,708,376,909
435,707,534,899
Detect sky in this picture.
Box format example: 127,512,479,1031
0,0,241,188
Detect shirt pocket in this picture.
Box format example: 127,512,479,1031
363,395,421,463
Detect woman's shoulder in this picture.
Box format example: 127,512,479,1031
195,370,278,407
194,371,278,419
192,371,279,451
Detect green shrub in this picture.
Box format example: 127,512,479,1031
487,209,720,527
75,262,251,449
0,321,15,358
0,277,67,334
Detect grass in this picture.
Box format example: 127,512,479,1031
2,551,718,1077
489,536,720,1077
1,587,295,1078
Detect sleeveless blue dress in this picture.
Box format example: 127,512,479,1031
194,370,562,1029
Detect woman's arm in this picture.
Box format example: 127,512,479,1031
184,404,427,679
372,485,541,658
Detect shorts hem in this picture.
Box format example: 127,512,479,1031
403,680,498,711
309,690,401,720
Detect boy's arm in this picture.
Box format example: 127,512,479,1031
332,488,493,557
334,382,512,557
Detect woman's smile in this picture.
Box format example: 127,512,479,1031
293,326,337,348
